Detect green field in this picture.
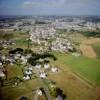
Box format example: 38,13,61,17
53,52,100,85
13,31,29,48
15,39,28,48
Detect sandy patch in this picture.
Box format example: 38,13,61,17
80,44,97,58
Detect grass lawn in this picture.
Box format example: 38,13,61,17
7,65,23,79
92,42,100,60
53,52,100,85
15,39,28,48
1,79,41,100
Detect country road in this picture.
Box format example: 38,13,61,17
33,68,51,100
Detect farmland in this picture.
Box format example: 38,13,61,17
52,52,100,85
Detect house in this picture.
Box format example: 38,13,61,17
56,95,63,100
26,54,31,59
35,64,41,69
40,72,46,79
27,66,33,71
51,67,58,73
1,55,6,60
0,69,5,77
36,89,42,96
0,62,3,66
6,57,15,65
72,53,81,57
23,75,30,80
25,70,32,75
44,63,50,69
14,55,19,60
21,56,27,64
3,44,8,48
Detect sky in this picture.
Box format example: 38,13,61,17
0,0,100,16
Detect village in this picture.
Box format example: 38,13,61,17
30,24,75,53
0,16,100,100
0,24,70,100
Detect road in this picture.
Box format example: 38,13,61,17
33,68,51,100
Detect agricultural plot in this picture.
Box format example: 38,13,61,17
53,52,100,85
80,37,100,59
80,44,97,58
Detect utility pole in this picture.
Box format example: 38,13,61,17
27,30,30,50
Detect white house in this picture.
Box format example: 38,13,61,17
3,44,7,49
2,55,6,60
25,70,32,75
51,67,58,73
0,62,3,66
36,89,42,96
0,69,5,77
35,64,41,69
14,55,19,60
67,46,73,51
23,75,30,80
44,63,50,69
21,56,27,64
28,66,33,71
16,53,21,57
40,72,46,79
26,54,31,59
56,95,63,100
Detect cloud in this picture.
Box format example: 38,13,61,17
22,0,99,8
22,0,66,8
23,1,32,5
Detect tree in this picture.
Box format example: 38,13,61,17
9,48,24,54
28,53,57,65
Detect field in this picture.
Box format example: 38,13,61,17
52,52,100,85
80,44,97,58
92,42,100,60
49,52,100,100
81,38,100,44
1,79,41,100
48,71,99,100
80,37,100,59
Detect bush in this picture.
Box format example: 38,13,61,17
81,31,100,37
9,48,24,54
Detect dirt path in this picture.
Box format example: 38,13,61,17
32,68,51,100
70,71,95,88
